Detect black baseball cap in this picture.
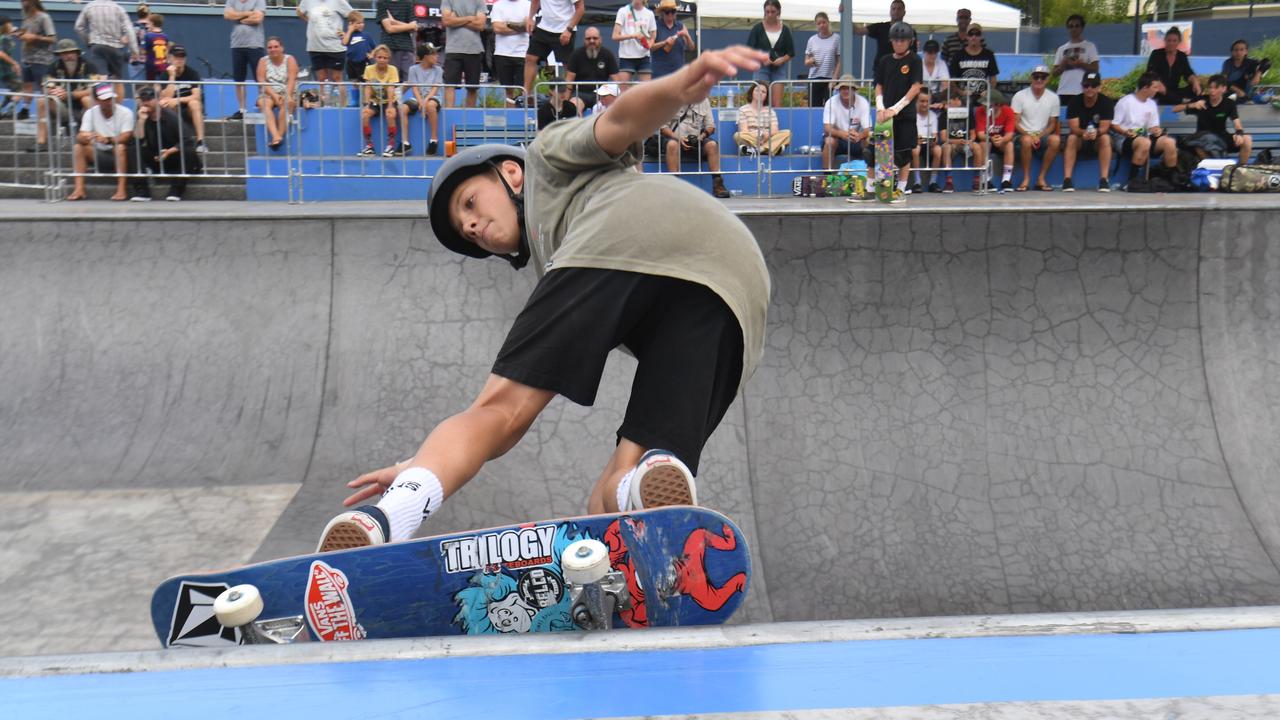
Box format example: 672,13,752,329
923,39,940,53
137,86,157,100
170,44,186,57
1082,72,1102,87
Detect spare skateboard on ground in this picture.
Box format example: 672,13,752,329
152,506,750,647
873,118,896,203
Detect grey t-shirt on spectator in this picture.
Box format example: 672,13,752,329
299,0,353,54
21,12,57,67
226,0,266,49
406,63,442,98
442,0,485,55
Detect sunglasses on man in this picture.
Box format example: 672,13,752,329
968,30,982,37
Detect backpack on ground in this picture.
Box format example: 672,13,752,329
1220,164,1280,193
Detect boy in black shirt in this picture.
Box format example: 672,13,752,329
874,21,922,197
160,47,206,154
948,23,998,103
1175,74,1252,165
1062,71,1113,192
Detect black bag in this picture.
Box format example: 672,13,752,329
1127,175,1150,192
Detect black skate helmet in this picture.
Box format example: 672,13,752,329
889,21,914,40
427,143,528,266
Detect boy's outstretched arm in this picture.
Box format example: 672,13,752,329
593,45,768,157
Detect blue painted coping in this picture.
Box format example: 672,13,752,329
4,627,1279,719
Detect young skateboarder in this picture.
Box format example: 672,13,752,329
319,46,773,551
874,21,922,200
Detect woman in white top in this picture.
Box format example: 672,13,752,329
613,0,656,82
734,79,792,156
256,36,299,150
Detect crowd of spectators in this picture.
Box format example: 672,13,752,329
0,0,1274,198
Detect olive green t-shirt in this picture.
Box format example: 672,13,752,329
523,115,770,390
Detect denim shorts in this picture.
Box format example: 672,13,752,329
753,63,786,85
618,55,652,75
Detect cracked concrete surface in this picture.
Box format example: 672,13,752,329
1,204,1277,655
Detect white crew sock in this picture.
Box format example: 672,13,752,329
897,180,907,192
615,465,638,512
1002,165,1013,182
375,467,445,541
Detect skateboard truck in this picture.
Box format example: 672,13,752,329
213,584,307,645
562,539,631,631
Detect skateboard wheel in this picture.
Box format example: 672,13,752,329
213,584,264,629
562,539,610,584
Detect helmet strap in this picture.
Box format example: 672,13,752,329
492,163,530,270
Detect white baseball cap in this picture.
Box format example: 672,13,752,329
597,83,620,97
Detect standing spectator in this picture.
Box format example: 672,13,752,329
224,0,265,120
134,85,202,201
1221,40,1263,101
256,36,297,150
490,0,531,100
160,46,207,154
16,0,57,120
855,0,915,67
651,0,691,80
399,42,442,155
299,0,353,107
735,79,791,155
564,27,619,114
33,39,94,153
948,22,997,103
1176,75,1252,166
973,88,1016,191
0,17,20,117
359,44,400,156
660,96,730,197
1051,14,1098,102
1062,71,1112,192
911,91,944,192
940,7,981,65
343,11,373,107
522,0,585,99
376,0,419,81
74,0,138,87
1146,26,1199,105
803,11,839,108
745,0,793,108
919,38,948,99
1111,72,1177,183
139,12,168,82
441,0,485,108
66,83,139,201
613,0,656,83
1011,65,1060,191
873,21,922,200
821,74,869,170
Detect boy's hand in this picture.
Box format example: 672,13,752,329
676,45,767,105
344,460,412,506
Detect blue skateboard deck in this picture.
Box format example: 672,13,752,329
152,506,750,647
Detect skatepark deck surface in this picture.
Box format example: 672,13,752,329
1,196,1278,657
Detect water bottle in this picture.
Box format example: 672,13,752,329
1087,121,1096,139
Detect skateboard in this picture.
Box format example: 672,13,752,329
151,506,750,648
873,117,895,203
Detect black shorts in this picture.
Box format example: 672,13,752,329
87,44,127,79
443,53,483,86
309,51,345,72
232,46,265,83
668,136,716,162
526,26,575,63
346,60,367,82
493,268,744,474
403,96,440,114
892,112,917,155
494,55,524,88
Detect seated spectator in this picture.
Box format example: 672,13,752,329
1111,71,1177,183
565,27,620,115
1176,74,1252,166
66,83,143,201
1062,71,1113,192
821,75,870,170
134,85,203,201
34,40,95,153
973,88,1016,192
660,97,730,198
1221,39,1266,102
537,85,579,129
734,79,791,156
160,46,207,154
586,82,618,116
920,39,949,101
399,43,442,156
256,36,298,150
359,44,401,157
1146,26,1200,105
910,91,944,193
1011,64,1061,191
342,11,372,108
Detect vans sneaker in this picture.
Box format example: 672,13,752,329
317,506,390,552
625,450,697,511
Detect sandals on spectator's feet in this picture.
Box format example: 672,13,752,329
1015,183,1029,192
1035,182,1054,191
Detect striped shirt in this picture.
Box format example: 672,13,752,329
737,103,778,134
75,0,139,53
804,32,839,79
